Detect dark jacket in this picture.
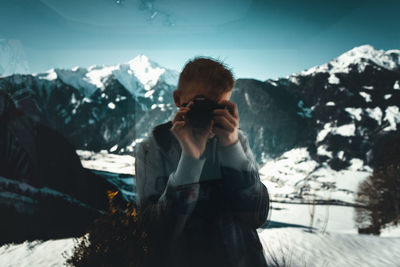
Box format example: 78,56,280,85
134,120,270,267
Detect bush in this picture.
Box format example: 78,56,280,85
355,134,400,235
64,191,167,267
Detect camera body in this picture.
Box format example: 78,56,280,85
186,95,227,128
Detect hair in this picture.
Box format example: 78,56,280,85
176,56,235,96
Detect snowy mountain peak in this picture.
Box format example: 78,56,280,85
127,54,151,66
300,45,400,76
125,54,168,91
32,54,179,99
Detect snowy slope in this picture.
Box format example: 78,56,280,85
76,149,135,175
259,227,400,267
1,226,400,267
260,147,373,204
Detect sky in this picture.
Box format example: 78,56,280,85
1,0,399,80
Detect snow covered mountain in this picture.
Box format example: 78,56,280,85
232,45,400,204
32,54,179,100
1,46,400,244
299,44,400,76
0,55,176,244
0,54,179,153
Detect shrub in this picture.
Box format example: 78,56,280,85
64,191,167,267
355,134,400,234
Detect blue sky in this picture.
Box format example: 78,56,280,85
1,0,399,80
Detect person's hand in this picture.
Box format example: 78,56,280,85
212,100,239,147
170,101,214,159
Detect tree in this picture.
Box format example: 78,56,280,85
355,134,400,235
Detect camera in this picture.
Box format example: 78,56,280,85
186,95,227,128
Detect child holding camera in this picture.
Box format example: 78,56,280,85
135,57,270,267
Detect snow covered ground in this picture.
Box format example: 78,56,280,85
1,150,399,266
258,227,400,267
269,202,357,234
259,147,372,205
76,147,372,205
1,222,400,267
0,238,75,267
76,150,135,175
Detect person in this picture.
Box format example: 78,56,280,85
134,57,270,267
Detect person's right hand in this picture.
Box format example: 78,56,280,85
170,101,214,159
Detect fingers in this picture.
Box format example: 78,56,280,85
170,120,185,133
213,115,235,132
172,107,189,124
213,100,239,132
173,100,194,124
217,100,239,119
213,109,238,127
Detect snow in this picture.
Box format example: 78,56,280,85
34,54,178,99
269,202,357,234
384,94,392,100
300,45,400,76
346,107,386,125
144,89,155,98
107,102,116,109
109,144,118,152
365,107,382,125
260,148,318,199
316,123,333,142
260,148,371,204
83,97,92,103
381,223,400,237
76,150,134,175
316,123,355,142
394,80,400,90
85,64,117,91
359,91,372,102
335,123,356,136
1,146,399,267
328,73,340,84
0,238,75,267
2,215,400,267
129,54,178,88
345,107,363,121
317,145,332,158
244,92,251,107
268,80,278,86
127,54,176,91
259,227,400,267
36,69,58,81
383,106,400,131
288,75,300,85
326,101,336,106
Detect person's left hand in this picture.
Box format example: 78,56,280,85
212,100,239,147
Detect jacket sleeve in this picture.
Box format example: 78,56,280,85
218,130,270,229
134,132,206,217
